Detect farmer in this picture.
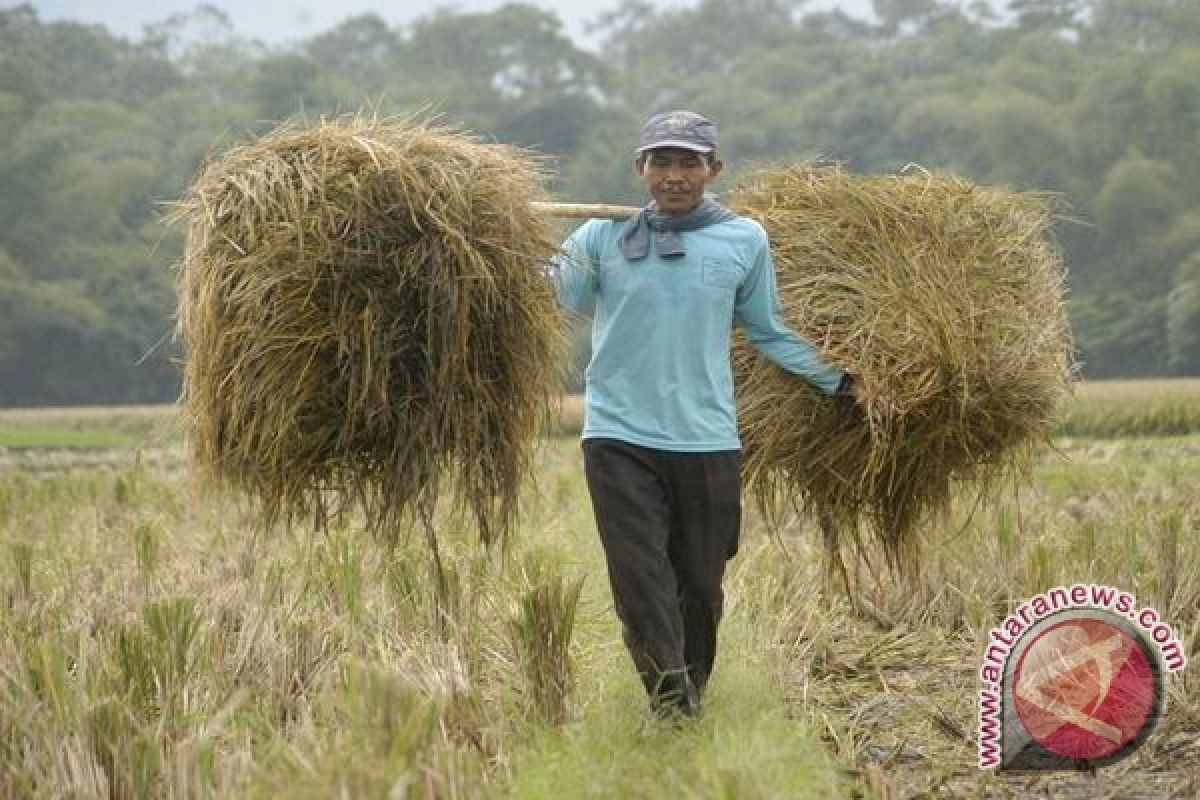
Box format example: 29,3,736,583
550,110,864,717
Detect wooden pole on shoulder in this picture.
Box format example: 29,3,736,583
532,201,640,220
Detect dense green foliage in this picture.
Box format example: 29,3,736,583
2,0,1199,405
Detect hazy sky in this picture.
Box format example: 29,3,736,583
24,1,878,44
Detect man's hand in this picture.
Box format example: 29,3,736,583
836,373,865,407
851,377,869,409
841,373,898,417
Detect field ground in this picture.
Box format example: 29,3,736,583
1,384,1198,798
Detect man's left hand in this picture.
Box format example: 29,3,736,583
842,374,898,418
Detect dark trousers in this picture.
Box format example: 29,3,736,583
581,437,742,701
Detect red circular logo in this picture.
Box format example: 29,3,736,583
1013,617,1156,760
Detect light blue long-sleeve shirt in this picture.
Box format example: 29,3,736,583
552,216,846,452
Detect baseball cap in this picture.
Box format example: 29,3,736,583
636,110,718,155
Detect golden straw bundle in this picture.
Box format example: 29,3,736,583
173,116,565,543
730,165,1073,573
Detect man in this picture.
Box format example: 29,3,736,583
551,110,863,718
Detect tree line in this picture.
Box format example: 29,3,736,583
1,0,1199,405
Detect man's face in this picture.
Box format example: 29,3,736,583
635,148,723,215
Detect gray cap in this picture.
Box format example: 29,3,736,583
636,110,718,154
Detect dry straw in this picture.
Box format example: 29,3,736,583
173,116,566,544
730,165,1073,574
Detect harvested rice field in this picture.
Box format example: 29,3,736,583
0,386,1197,798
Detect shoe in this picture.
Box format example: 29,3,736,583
649,672,702,721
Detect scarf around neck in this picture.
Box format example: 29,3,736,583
617,197,736,261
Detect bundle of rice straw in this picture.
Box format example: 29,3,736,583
729,165,1072,574
173,116,565,544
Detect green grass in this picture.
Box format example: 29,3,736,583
1057,379,1200,437
499,545,835,799
502,686,834,799
0,426,137,450
0,406,179,451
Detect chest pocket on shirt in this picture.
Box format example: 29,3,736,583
702,257,739,290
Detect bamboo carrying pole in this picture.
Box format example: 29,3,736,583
532,201,640,220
